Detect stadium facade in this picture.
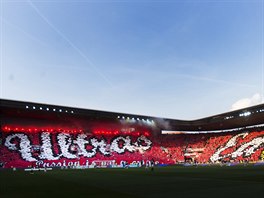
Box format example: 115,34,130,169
0,99,264,168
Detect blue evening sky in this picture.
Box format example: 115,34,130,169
0,0,263,119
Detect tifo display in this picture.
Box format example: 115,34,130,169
1,126,263,168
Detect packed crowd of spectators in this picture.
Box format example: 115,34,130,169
0,126,264,168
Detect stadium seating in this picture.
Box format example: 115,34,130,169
0,127,264,168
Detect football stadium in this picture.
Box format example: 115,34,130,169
0,99,264,198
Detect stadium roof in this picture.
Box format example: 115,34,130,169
1,98,264,132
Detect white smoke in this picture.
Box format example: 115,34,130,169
231,93,262,111
155,118,171,130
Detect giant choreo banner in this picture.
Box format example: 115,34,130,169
0,130,264,168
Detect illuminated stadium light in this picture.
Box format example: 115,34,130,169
39,107,42,110
53,109,56,111
119,116,155,126
239,111,251,117
147,119,153,124
26,106,29,109
46,108,49,111
224,115,234,120
33,106,36,109
71,111,74,113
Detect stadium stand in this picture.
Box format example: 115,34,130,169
1,126,263,168
0,99,264,168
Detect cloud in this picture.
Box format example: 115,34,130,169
231,93,262,111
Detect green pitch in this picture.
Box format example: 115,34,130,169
0,165,263,198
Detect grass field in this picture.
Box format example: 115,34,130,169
0,165,264,198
